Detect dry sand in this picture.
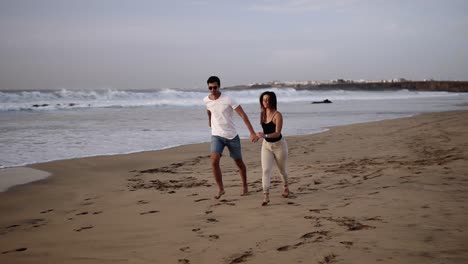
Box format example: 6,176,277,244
1,110,467,264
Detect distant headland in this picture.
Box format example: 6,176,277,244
225,79,468,93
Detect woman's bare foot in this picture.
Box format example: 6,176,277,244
261,193,270,206
214,190,225,199
281,186,289,198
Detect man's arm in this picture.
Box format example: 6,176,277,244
207,110,211,127
234,105,258,142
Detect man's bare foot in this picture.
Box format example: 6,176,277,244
240,187,249,196
281,186,289,198
214,190,225,199
262,193,270,206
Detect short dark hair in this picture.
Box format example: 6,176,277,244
207,76,220,87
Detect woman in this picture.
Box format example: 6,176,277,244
257,91,289,206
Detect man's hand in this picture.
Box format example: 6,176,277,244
250,133,259,143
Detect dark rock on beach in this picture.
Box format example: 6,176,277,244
312,99,332,104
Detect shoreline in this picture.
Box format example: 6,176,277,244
0,110,423,192
1,110,467,263
0,111,420,191
0,167,50,192
0,106,464,192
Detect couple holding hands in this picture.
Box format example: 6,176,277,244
203,76,289,206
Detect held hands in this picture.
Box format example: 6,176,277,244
257,132,265,139
250,133,260,143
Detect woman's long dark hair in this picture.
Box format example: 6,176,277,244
259,91,277,123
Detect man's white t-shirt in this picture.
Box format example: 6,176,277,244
203,94,239,139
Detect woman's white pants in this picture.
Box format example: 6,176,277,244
261,138,288,193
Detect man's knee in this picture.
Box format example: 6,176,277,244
234,159,246,169
211,153,221,166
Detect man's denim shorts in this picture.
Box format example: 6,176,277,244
211,135,242,160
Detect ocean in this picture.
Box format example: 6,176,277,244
1,88,467,179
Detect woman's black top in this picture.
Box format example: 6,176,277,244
261,121,282,142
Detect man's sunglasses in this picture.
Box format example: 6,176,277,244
208,86,218,90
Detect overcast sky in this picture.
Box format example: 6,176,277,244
0,0,467,90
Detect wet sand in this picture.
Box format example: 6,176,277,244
1,110,467,263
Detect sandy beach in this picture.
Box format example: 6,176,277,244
1,110,467,264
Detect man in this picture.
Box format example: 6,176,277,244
203,76,258,199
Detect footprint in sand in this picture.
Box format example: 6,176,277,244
277,231,330,251
206,218,218,223
76,212,89,216
2,247,28,254
229,250,253,264
277,242,303,252
210,199,237,207
309,208,328,213
340,241,354,248
137,200,149,205
179,246,191,252
73,225,94,232
40,209,54,214
319,254,337,264
140,210,159,215
80,196,99,206
178,259,190,264
208,234,220,240
194,198,210,202
300,231,329,243
10,218,47,229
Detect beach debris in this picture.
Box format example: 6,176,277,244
32,104,49,107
